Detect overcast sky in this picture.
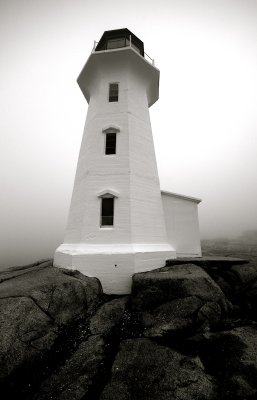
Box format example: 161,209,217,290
1,0,257,268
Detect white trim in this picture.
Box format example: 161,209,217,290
102,125,120,133
88,46,158,69
161,190,201,204
97,189,119,198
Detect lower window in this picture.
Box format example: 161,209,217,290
101,197,114,226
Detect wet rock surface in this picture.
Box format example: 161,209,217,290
33,335,106,400
100,338,217,400
1,256,257,399
132,264,228,337
132,264,226,309
0,260,102,396
189,325,257,399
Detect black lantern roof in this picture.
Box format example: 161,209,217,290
95,28,144,57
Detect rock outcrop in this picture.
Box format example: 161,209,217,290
0,260,102,396
100,338,217,400
132,264,228,337
1,256,257,400
34,297,129,400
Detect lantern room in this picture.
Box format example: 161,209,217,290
95,28,144,57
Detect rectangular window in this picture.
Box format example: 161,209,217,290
105,132,116,155
101,197,114,226
131,42,140,54
109,83,119,102
107,38,126,50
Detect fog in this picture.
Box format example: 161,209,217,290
1,0,257,268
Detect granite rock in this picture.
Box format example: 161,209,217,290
195,325,257,398
0,261,102,384
132,264,227,336
100,338,217,400
33,335,106,400
90,297,129,336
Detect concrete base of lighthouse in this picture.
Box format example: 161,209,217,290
54,244,176,294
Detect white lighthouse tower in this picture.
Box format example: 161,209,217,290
54,28,177,294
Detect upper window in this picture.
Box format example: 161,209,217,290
107,38,126,50
131,42,140,54
105,132,116,155
105,37,140,54
109,83,119,102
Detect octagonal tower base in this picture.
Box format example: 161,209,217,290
54,244,176,294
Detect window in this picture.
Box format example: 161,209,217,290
101,197,114,226
105,132,116,155
131,42,140,54
107,38,126,50
109,83,119,102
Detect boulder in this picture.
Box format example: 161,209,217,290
165,256,248,269
33,335,106,400
245,281,257,316
0,297,56,384
100,338,217,400
132,264,226,310
0,261,102,384
196,302,222,330
2,256,257,400
34,298,129,399
232,263,257,320
230,264,257,286
164,258,251,307
90,297,128,336
195,325,257,398
142,296,203,337
0,259,53,284
132,264,227,336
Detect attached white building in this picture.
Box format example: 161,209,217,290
161,191,201,257
54,29,202,294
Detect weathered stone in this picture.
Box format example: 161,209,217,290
231,264,257,285
165,256,248,269
240,278,257,320
132,264,227,336
0,259,53,283
0,297,56,383
230,375,257,398
207,274,234,300
0,266,102,323
142,296,203,337
33,297,129,399
34,335,106,400
100,338,217,400
197,325,257,398
132,264,226,311
196,302,222,331
2,255,257,400
90,297,128,336
0,263,102,384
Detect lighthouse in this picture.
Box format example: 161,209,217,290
54,28,201,294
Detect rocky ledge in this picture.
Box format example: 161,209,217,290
1,256,257,399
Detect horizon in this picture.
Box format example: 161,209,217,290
2,230,257,270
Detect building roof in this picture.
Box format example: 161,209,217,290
161,190,202,204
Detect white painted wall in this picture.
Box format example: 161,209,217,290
54,243,174,293
54,47,175,294
161,191,202,257
63,49,170,247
